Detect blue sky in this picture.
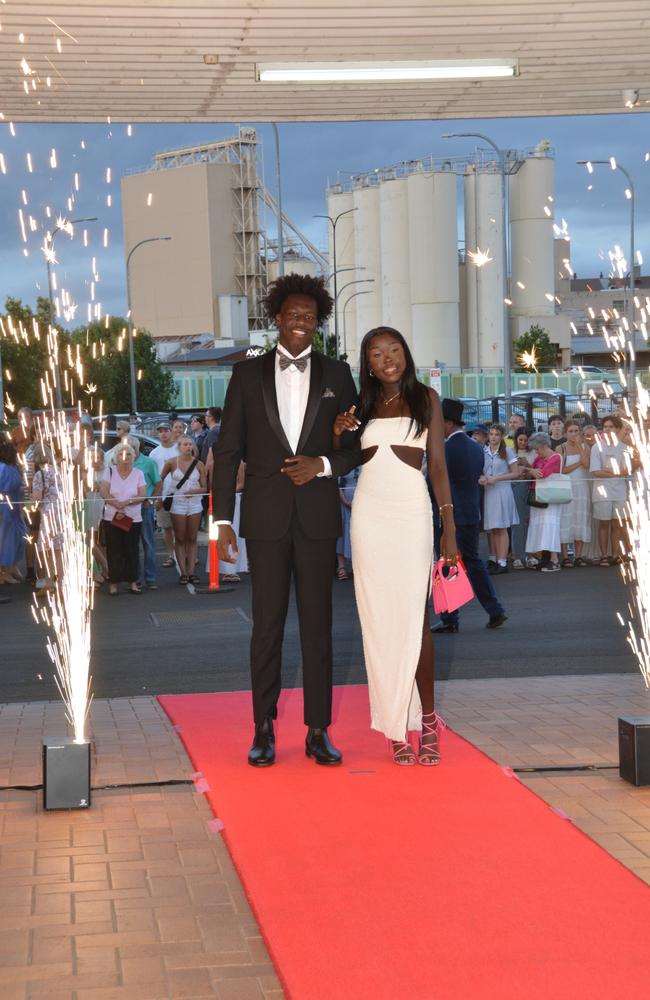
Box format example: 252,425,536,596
0,113,648,325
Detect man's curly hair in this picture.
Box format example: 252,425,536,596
264,273,333,326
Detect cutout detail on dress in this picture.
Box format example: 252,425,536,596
391,445,424,470
360,446,378,465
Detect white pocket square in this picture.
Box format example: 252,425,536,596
322,387,335,398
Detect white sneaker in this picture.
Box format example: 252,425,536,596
512,559,525,570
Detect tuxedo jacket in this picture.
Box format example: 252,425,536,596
213,349,361,541
438,431,485,527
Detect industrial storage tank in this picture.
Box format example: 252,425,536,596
509,154,555,317
326,188,356,353
350,183,382,364
464,167,505,369
407,170,460,367
378,176,412,347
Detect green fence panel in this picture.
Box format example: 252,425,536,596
165,365,621,410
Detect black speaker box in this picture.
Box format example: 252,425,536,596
618,716,650,787
43,738,91,810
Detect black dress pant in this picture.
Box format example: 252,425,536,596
105,521,141,583
246,515,336,728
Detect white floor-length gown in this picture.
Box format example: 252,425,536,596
350,417,432,741
560,453,592,544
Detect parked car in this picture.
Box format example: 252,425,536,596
458,397,528,429
93,429,159,457
33,407,94,432
577,378,625,400
563,365,607,376
505,387,623,427
495,390,573,431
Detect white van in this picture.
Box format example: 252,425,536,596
577,378,625,400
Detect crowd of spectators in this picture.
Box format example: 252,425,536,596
462,412,639,574
0,401,640,599
0,403,252,597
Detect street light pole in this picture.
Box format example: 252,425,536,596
324,266,365,283
443,132,511,415
125,236,172,412
336,279,375,356
577,159,636,391
45,215,98,408
336,277,375,303
314,208,357,360
271,124,284,277
342,289,372,358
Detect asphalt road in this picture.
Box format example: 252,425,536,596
0,541,638,704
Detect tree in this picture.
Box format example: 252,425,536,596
513,324,559,371
0,297,57,411
69,319,177,413
0,298,177,416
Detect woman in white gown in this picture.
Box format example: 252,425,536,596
334,327,458,767
559,420,592,566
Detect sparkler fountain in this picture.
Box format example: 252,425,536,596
619,384,650,688
616,382,650,785
0,101,142,805
33,405,95,808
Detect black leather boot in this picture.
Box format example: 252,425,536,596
305,728,342,766
248,717,275,767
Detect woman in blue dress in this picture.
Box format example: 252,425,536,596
0,439,26,584
480,423,519,575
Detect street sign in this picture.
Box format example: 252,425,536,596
429,368,442,395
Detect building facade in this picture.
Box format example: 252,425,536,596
121,130,265,343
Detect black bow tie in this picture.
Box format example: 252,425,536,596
278,353,309,372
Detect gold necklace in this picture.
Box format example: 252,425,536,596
382,391,401,406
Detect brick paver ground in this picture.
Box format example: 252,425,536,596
1,675,649,997
0,698,282,1000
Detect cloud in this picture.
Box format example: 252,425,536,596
0,114,647,324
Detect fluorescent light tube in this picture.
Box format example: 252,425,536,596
256,60,517,83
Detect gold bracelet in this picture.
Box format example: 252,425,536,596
439,503,453,527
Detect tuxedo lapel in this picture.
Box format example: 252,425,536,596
261,349,292,453
296,352,324,454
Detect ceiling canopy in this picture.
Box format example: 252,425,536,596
1,0,648,122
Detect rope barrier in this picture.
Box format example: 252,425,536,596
0,476,640,508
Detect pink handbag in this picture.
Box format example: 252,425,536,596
432,558,474,614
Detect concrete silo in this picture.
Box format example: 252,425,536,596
407,171,460,367
509,155,555,317
379,177,412,347
464,167,505,369
350,183,382,365
326,188,356,352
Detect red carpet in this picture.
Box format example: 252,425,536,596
159,686,650,999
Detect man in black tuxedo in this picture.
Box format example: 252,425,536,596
213,274,360,767
432,398,507,633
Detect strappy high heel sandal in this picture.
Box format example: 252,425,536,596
391,740,416,766
418,712,446,766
